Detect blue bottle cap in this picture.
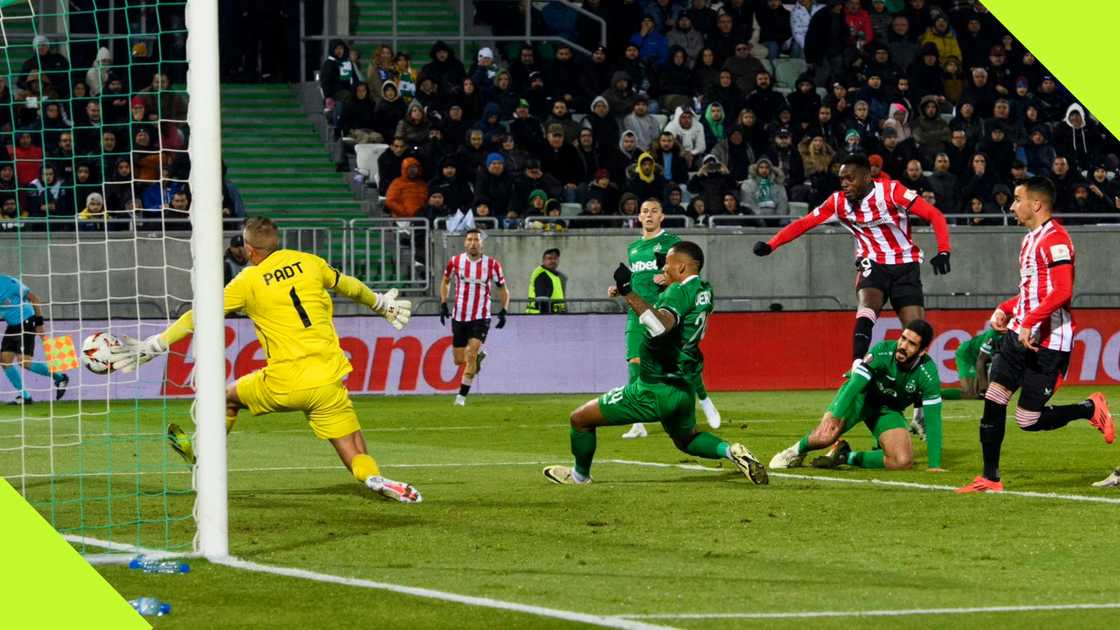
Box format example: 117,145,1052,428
159,603,171,615
179,563,191,573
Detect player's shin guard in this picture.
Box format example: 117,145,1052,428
980,384,1012,481
27,361,51,377
796,435,813,455
1031,401,1095,430
848,449,885,468
3,365,26,399
680,432,729,460
852,308,877,361
459,374,474,397
571,428,596,478
351,453,381,483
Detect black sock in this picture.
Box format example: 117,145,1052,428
458,383,471,396
1035,400,1095,430
979,398,1007,481
853,317,875,361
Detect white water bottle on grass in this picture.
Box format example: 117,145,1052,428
129,597,171,616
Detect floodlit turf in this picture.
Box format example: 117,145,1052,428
7,388,1120,628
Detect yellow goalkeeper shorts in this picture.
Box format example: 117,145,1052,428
235,370,361,440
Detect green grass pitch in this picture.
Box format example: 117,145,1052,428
7,388,1120,628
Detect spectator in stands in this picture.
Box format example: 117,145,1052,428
509,45,540,94
711,126,756,181
573,128,605,184
421,41,466,97
428,157,473,213
706,12,741,64
701,103,727,150
799,135,835,178
393,53,418,103
441,104,468,150
19,35,70,99
321,40,358,107
665,187,687,215
625,152,667,202
78,192,106,231
1054,103,1100,173
940,56,966,105
663,107,705,168
976,122,1014,182
658,47,694,115
687,154,735,212
85,46,112,97
962,67,997,118
585,169,620,217
577,197,611,228
24,164,71,220
645,0,682,32
223,235,248,284
579,46,613,109
544,100,580,146
687,196,712,226
622,97,661,152
740,157,789,223
546,45,583,111
724,44,766,99
378,137,410,195
167,190,192,230
898,159,932,194
961,194,999,227
952,101,982,144
844,0,874,46
919,12,960,63
511,159,562,215
1087,164,1120,213
650,132,689,189
789,0,820,59
912,95,950,162
474,153,515,225
630,15,668,66
868,154,891,182
419,190,452,225
746,71,787,127
584,97,620,154
221,162,246,226
374,81,407,141
705,70,744,124
927,153,960,213
667,13,704,64
715,192,760,226
385,157,428,218
106,158,136,211
395,102,432,146
757,0,793,61
766,128,805,186
960,152,996,206
341,83,381,144
450,77,483,125
805,0,849,85
468,47,498,93
787,73,821,132
539,126,582,201
945,128,974,179
601,71,636,119
1049,156,1083,211
991,184,1013,222
7,132,43,186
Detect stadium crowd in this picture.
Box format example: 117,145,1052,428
1,28,245,232
324,0,1120,229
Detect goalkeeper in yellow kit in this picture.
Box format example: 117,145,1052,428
110,217,421,503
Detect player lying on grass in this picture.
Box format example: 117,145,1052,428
544,241,768,485
770,319,944,472
108,217,422,503
911,325,1002,440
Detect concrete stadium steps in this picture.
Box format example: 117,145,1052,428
350,0,459,59
220,83,364,221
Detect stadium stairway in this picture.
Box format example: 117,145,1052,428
350,0,460,60
221,83,364,221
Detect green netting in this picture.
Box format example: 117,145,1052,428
0,0,196,554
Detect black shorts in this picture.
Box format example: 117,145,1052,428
988,332,1070,410
1,318,38,356
855,259,924,309
452,318,491,347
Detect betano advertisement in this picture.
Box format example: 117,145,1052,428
11,311,1120,399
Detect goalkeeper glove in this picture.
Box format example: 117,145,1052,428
613,262,633,296
372,288,412,331
109,334,168,373
753,241,772,256
440,302,450,326
930,251,951,275
495,308,507,329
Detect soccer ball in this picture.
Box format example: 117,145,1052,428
81,332,120,374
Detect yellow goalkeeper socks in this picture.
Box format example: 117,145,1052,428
351,454,381,483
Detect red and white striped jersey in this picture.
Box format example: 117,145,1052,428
1008,220,1075,351
768,181,951,265
444,253,506,321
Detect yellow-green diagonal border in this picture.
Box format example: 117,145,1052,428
985,0,1120,136
0,479,149,628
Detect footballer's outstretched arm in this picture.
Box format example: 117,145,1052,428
756,198,837,255
333,272,412,330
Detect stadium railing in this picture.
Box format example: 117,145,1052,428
519,215,695,229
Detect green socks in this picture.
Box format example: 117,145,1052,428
797,435,811,455
941,388,963,400
848,449,885,468
571,428,597,477
683,432,728,460
627,361,640,385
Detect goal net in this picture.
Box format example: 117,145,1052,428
0,0,225,558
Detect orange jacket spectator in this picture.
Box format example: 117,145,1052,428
385,157,428,217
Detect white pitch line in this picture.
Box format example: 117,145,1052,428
4,460,558,480
67,535,674,630
617,602,1120,620
602,459,1120,505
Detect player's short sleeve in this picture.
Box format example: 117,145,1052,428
443,255,456,280
492,259,506,286
1040,233,1073,268
654,282,688,324
889,180,919,210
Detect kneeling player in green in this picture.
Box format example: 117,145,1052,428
544,242,767,485
945,326,1001,400
769,320,945,472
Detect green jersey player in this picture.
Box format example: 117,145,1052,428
545,242,766,485
769,320,945,472
609,199,721,439
946,327,1002,400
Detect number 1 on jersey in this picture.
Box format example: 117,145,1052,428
289,287,311,327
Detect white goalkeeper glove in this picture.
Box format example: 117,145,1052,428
109,334,168,373
372,288,412,331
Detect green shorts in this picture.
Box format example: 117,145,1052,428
826,390,909,442
955,348,977,381
598,379,696,441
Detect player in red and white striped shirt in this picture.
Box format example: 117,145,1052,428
752,154,952,365
440,229,509,406
958,177,1113,494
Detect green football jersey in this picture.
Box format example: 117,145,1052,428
854,340,942,411
627,230,681,305
956,328,1003,367
639,275,713,383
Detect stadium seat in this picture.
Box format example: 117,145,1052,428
759,57,773,77
773,58,808,90
561,202,581,216
789,201,810,216
651,113,668,130
355,143,389,188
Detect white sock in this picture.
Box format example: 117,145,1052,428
699,396,718,418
